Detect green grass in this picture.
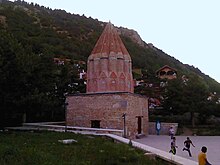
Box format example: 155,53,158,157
0,131,172,165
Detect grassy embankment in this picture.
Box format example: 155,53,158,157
0,131,173,165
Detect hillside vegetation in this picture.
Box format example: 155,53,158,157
0,0,220,127
1,0,220,91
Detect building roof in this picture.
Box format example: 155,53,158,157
90,22,130,59
87,22,134,93
156,65,177,74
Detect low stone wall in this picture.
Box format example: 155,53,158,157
148,122,178,135
22,123,124,136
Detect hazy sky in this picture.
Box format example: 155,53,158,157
12,0,220,83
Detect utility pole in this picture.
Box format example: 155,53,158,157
122,113,126,138
64,98,68,132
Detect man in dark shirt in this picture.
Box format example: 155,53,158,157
183,137,195,157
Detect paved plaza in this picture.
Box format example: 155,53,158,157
7,125,220,164
135,135,220,165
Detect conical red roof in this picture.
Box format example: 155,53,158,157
87,22,133,93
91,22,130,56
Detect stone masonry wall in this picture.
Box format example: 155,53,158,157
148,122,178,135
66,93,148,139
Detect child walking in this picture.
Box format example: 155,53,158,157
169,136,178,155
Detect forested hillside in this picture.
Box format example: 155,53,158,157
0,0,220,127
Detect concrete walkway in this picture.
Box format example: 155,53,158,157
6,124,219,164
135,135,219,165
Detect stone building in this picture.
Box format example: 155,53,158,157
66,22,149,139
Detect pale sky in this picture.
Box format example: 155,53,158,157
12,0,220,83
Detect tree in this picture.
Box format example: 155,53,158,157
0,30,70,127
162,74,209,127
0,30,30,127
162,78,185,115
182,75,209,127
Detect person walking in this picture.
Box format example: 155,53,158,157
183,137,195,157
169,136,178,155
198,146,212,165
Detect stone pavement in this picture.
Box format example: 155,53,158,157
135,135,220,165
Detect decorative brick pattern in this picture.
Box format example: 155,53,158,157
87,23,134,93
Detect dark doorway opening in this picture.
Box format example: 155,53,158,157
91,120,100,128
137,116,142,134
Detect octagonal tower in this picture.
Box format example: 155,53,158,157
87,22,134,93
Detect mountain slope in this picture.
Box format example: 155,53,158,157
1,0,220,93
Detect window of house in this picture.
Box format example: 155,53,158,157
167,71,174,75
160,71,166,76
